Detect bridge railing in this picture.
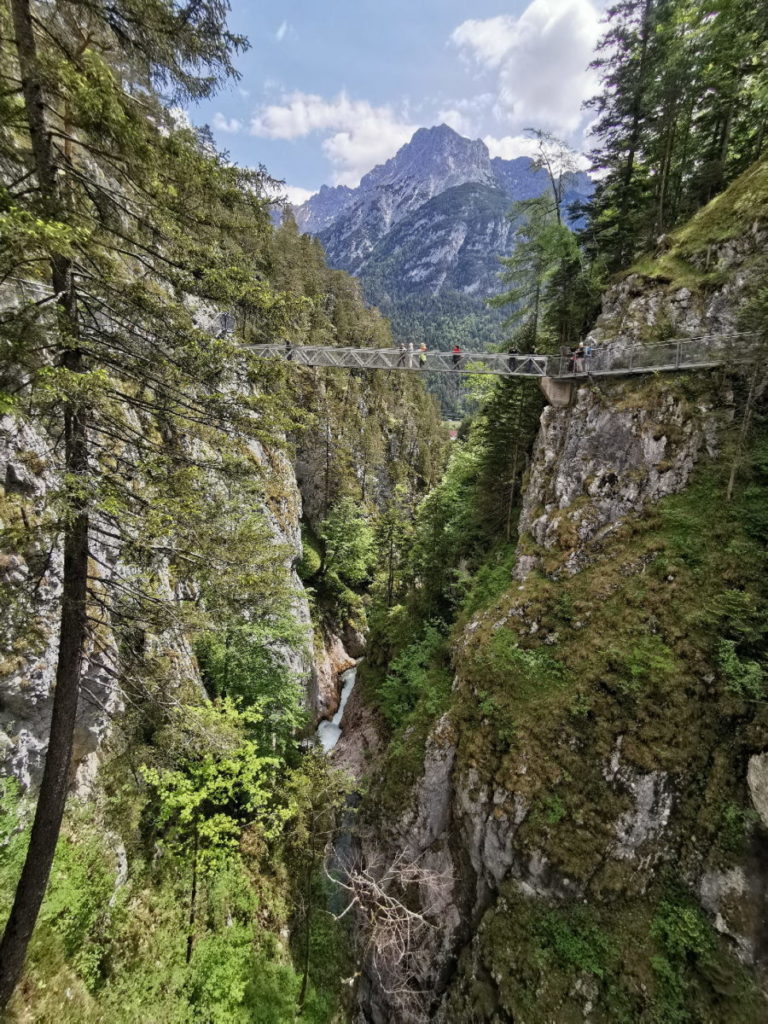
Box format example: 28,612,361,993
251,344,549,375
551,332,763,377
250,332,762,378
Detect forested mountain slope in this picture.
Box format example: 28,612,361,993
2,1,768,1023
0,2,444,1018
344,156,768,1022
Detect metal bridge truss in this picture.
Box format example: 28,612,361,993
250,333,761,380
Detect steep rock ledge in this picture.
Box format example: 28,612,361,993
353,242,768,1018
0,412,314,788
516,376,724,580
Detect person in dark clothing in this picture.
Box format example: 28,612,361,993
285,339,294,361
508,349,519,373
397,343,407,367
574,344,586,372
452,344,462,368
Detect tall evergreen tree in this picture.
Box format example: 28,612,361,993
0,0,299,1005
586,0,768,269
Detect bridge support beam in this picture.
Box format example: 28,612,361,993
539,377,574,408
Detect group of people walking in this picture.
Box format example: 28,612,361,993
566,344,590,373
396,342,431,369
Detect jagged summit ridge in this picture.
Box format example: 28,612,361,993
293,124,592,294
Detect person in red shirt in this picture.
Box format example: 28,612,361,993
452,344,462,369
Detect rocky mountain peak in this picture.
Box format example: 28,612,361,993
291,124,592,335
359,123,493,194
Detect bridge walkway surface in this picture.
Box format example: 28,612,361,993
248,333,761,380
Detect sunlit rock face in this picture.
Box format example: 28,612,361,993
294,124,592,297
0,415,314,791
351,217,768,1022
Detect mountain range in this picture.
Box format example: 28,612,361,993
293,124,592,313
290,125,592,415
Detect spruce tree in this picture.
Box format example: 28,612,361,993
0,0,298,1006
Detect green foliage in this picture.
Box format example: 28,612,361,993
717,639,765,699
376,622,451,728
715,802,760,857
195,620,307,752
647,895,748,1024
319,495,376,588
604,633,678,696
538,907,617,979
461,542,519,617
297,522,323,581
491,194,583,351
587,0,768,270
184,927,297,1024
141,701,287,873
468,629,564,703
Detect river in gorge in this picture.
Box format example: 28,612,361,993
317,665,357,752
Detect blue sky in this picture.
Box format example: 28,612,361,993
190,0,606,203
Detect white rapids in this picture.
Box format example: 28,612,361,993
317,666,357,752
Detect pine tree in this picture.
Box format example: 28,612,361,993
0,0,300,1005
586,0,768,269
490,195,580,351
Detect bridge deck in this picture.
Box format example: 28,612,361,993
249,334,758,379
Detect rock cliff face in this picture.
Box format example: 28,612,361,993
0,413,315,788
295,124,592,301
0,414,123,790
351,221,768,1021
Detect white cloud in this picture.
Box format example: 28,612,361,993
452,14,521,69
450,0,602,134
437,108,472,135
483,133,544,161
250,91,417,186
281,185,317,207
212,112,243,134
485,133,592,168
275,20,290,42
436,93,495,137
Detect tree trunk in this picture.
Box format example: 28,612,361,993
186,826,200,964
618,0,654,263
297,829,317,1012
0,0,89,1009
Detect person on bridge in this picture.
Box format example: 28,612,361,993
285,339,294,362
397,343,407,367
574,344,586,372
508,349,519,373
452,344,462,369
418,343,427,368
408,342,414,368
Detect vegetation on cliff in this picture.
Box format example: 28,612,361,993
0,0,443,1018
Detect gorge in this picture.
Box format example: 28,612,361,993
2,1,768,1022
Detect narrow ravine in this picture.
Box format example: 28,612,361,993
317,666,357,752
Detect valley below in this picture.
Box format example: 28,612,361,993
2,1,768,1021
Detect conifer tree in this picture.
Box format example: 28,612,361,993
586,0,768,269
0,0,299,1005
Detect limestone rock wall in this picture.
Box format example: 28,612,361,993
352,228,768,1021
0,415,315,790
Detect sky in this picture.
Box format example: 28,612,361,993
190,0,608,205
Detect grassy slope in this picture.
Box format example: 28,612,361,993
630,157,768,289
